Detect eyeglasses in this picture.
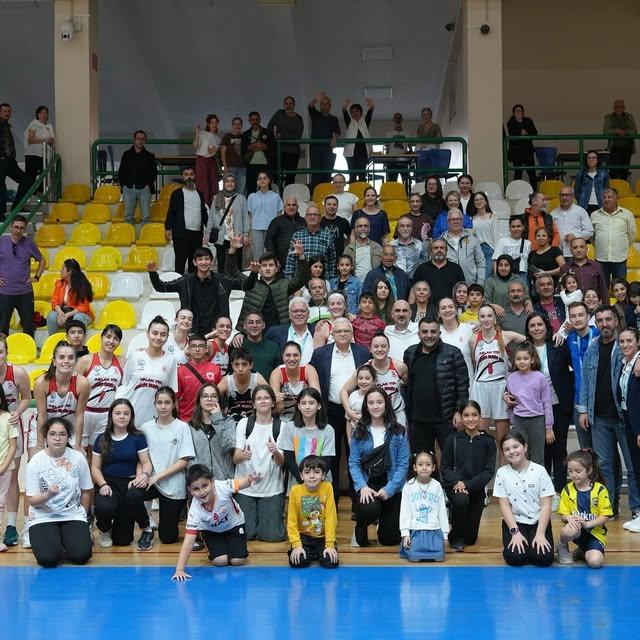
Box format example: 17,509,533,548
48,432,68,439
190,344,207,350
201,394,217,400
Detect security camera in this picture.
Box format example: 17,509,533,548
60,19,74,40
480,24,490,34
444,22,456,32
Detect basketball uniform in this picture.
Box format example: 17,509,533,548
470,333,509,420
226,373,258,423
278,365,308,422
369,359,407,428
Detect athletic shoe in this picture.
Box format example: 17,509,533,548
3,525,18,547
353,522,368,547
148,513,158,530
192,535,205,552
22,528,31,549
623,511,640,532
99,530,113,548
151,499,160,511
557,541,573,564
449,541,464,552
551,494,560,512
137,530,154,551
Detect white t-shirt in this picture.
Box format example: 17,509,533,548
183,188,203,231
492,236,532,274
492,461,555,524
440,322,474,381
334,192,359,221
384,323,419,362
195,130,221,158
234,417,284,498
370,425,387,448
116,348,178,425
127,333,188,365
184,479,245,534
25,449,93,524
140,418,195,499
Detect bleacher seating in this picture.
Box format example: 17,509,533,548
620,196,640,217
87,246,123,272
348,182,372,200
95,301,137,330
33,273,59,300
312,183,333,204
159,182,181,201
87,273,110,299
489,200,511,219
91,184,121,204
137,223,167,246
6,334,37,364
282,184,310,203
379,182,407,201
60,184,91,204
107,273,144,300
69,223,101,246
86,332,123,355
123,246,158,272
112,203,141,223
512,198,529,215
138,300,177,329
29,368,47,389
384,200,409,222
52,247,87,270
45,202,78,223
35,332,66,364
476,181,503,199
102,223,136,246
150,200,168,222
539,180,564,198
150,271,180,300
35,224,65,247
610,179,632,197
505,180,533,200
81,203,110,224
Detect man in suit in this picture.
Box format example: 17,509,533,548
165,167,208,274
265,297,316,364
310,317,370,503
362,244,410,301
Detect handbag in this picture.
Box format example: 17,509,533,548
209,195,236,244
361,442,390,483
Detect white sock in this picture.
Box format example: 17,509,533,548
7,513,17,527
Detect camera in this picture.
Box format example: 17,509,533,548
60,19,74,40
444,22,456,32
480,24,490,35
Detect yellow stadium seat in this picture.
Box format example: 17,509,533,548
159,183,181,201
69,223,102,246
586,244,595,260
6,334,37,364
29,368,47,390
150,200,168,222
86,332,124,355
87,246,123,272
137,223,167,246
87,273,110,300
619,196,640,217
356,198,365,210
627,268,640,283
628,245,640,269
610,179,632,197
31,248,49,274
388,220,397,237
546,197,560,212
383,199,410,222
34,300,49,318
52,247,87,270
102,223,136,247
122,246,158,272
379,182,407,201
81,203,110,224
35,332,67,364
45,202,78,223
61,183,91,204
312,183,334,205
9,312,19,330
92,184,121,204
33,273,59,300
634,178,640,195
94,301,136,330
347,181,372,200
539,180,564,199
112,202,141,223
34,224,65,247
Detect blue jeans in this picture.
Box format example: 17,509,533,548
480,243,494,281
47,310,92,335
574,408,592,449
598,260,626,292
122,185,151,223
592,415,640,513
226,167,246,196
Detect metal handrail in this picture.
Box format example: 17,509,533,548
502,133,640,188
0,153,61,235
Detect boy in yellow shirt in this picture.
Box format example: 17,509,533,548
287,455,339,568
459,283,484,324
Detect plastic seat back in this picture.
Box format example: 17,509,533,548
282,184,310,203
620,196,640,217
505,180,534,200
379,182,407,201
35,332,67,364
81,203,110,224
69,223,102,246
476,181,503,200
52,247,87,270
159,182,182,201
312,183,334,205
94,300,136,330
61,184,91,203
347,182,372,200
87,273,110,299
138,300,176,330
383,200,410,222
610,179,632,197
122,246,158,272
6,334,37,364
92,184,121,204
150,271,181,300
35,224,65,247
103,223,136,246
87,246,123,272
33,272,59,300
107,273,144,299
46,202,78,223
538,179,564,198
86,332,123,355
150,200,168,222
137,223,167,246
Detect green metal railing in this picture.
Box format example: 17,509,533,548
91,135,468,194
0,153,61,235
502,133,640,189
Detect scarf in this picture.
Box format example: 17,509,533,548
212,174,237,210
344,117,372,158
495,254,514,281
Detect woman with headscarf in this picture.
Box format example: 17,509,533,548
207,173,250,273
483,254,530,316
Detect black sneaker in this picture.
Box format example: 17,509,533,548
3,525,18,546
354,522,369,547
137,530,154,551
192,534,205,552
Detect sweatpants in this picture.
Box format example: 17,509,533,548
140,486,185,544
234,492,285,542
511,414,545,465
447,489,486,547
288,534,338,569
30,520,93,568
501,520,554,567
94,476,150,545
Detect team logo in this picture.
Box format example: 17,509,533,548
137,359,145,368
206,372,215,380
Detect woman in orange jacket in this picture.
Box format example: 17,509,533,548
46,259,94,334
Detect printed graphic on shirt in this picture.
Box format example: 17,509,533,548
300,495,324,536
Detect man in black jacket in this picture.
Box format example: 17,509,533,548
403,315,469,454
264,196,306,268
147,247,243,334
165,167,208,274
118,129,157,224
241,112,274,195
411,238,465,304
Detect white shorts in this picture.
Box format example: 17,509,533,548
83,410,108,448
470,379,508,420
13,416,24,459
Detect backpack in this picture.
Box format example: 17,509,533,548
245,415,282,441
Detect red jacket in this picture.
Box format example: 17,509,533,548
176,360,222,422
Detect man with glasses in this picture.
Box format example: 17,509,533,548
264,196,306,268
550,187,593,258
284,203,336,279
118,129,157,224
0,215,45,336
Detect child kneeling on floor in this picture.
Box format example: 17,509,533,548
172,464,260,581
287,455,338,569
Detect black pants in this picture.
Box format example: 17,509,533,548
0,292,35,337
215,240,242,274
609,140,633,180
447,489,486,546
623,411,640,499
501,520,554,567
246,163,269,195
174,230,203,274
94,476,150,545
411,420,453,455
279,152,300,187
0,157,29,217
25,155,43,192
586,204,600,216
510,149,537,190
30,520,93,568
141,486,186,544
346,152,368,183
544,404,571,492
309,146,335,189
288,534,339,568
386,162,410,189
327,401,354,504
353,487,402,546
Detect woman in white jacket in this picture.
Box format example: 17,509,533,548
342,97,374,183
23,105,55,185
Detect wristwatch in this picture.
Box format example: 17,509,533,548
34,275,40,281
509,526,519,535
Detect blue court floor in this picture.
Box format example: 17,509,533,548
2,565,637,639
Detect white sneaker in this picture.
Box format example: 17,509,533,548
99,530,113,548
22,528,31,549
148,513,158,530
350,529,360,548
557,540,573,564
551,494,560,512
151,499,160,511
623,512,640,532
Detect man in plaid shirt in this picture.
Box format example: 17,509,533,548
284,203,337,279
